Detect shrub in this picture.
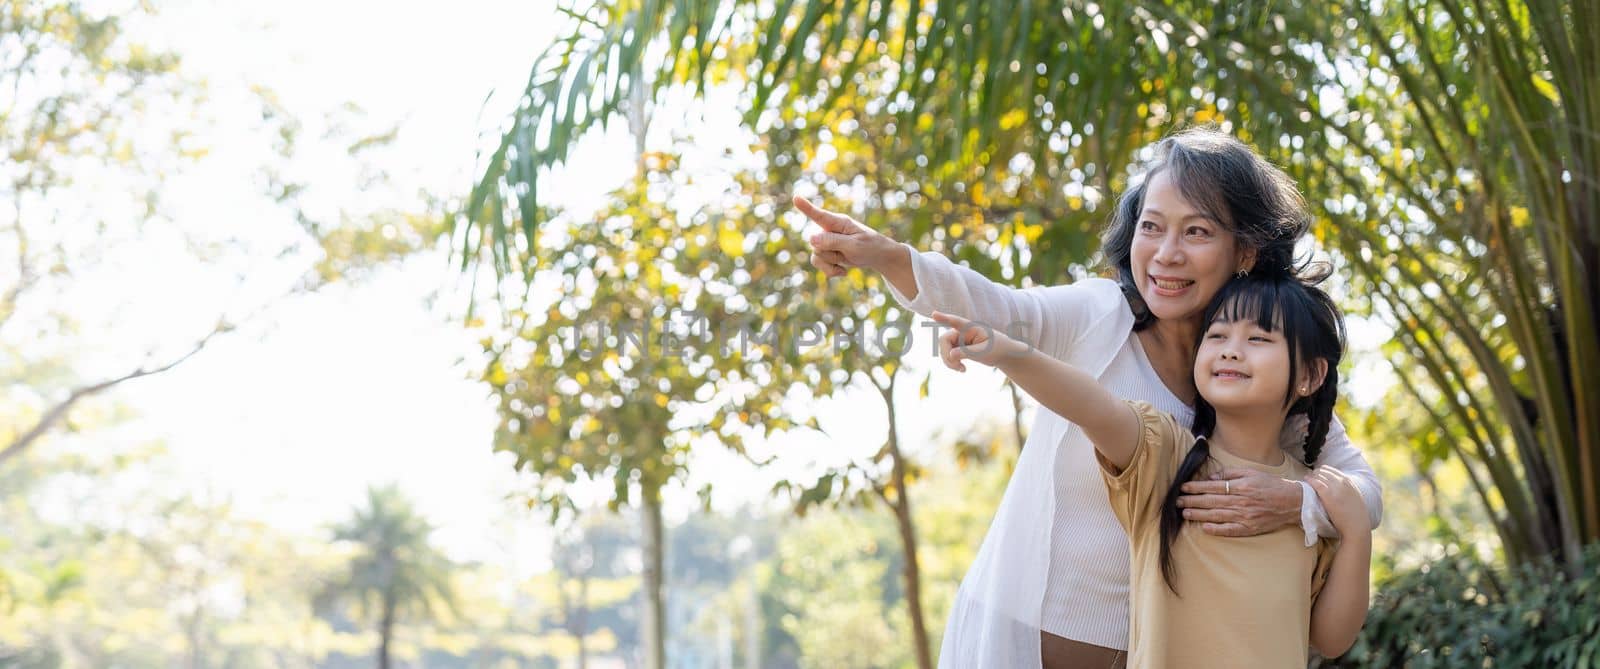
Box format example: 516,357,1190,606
1322,543,1600,668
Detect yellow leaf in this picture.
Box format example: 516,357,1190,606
1510,206,1531,228
998,108,1027,131
1530,74,1560,103
718,225,745,257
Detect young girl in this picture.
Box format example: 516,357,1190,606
930,274,1372,668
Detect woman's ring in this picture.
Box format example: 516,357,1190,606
1225,480,1231,494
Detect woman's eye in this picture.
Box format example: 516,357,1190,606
1186,226,1212,237
1249,336,1269,342
1139,221,1158,232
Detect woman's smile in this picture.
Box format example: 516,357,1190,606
1149,274,1196,296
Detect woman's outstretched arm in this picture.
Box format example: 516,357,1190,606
931,311,1141,470
796,196,1107,361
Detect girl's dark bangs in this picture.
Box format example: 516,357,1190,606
1210,280,1283,334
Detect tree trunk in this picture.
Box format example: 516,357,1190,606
743,578,761,669
1008,380,1027,454
576,575,590,669
641,485,667,669
185,611,204,669
378,589,396,669
628,50,667,669
881,382,933,669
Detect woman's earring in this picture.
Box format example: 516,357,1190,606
1235,268,1248,278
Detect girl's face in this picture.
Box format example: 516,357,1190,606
1129,171,1252,323
1192,312,1319,412
1196,310,1292,409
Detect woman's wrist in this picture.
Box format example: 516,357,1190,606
877,242,917,299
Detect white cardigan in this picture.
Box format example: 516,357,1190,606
885,245,1383,666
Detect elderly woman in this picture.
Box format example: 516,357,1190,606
798,128,1382,669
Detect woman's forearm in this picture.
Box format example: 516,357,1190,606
1309,532,1372,657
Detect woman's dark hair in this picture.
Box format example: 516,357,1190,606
1154,273,1347,594
1099,127,1326,329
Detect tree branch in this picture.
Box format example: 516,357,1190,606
0,319,231,467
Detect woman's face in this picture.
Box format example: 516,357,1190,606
1129,171,1250,324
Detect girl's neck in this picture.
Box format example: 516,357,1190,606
1209,411,1288,466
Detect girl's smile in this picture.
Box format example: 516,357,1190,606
1210,366,1250,380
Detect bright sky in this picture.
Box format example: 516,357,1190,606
72,0,1394,572
83,0,1029,572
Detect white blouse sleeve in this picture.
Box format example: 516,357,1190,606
1295,414,1384,546
883,242,1115,361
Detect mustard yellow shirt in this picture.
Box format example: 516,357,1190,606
1099,400,1337,669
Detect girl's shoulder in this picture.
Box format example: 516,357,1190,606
1125,399,1197,454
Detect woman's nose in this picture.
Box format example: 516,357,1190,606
1153,232,1184,264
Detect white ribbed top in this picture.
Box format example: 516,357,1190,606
1037,331,1194,647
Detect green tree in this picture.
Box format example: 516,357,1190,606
0,1,443,469
0,0,219,466
0,443,356,668
320,485,458,669
477,146,855,666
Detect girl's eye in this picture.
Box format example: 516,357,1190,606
1249,336,1270,342
1206,332,1225,340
